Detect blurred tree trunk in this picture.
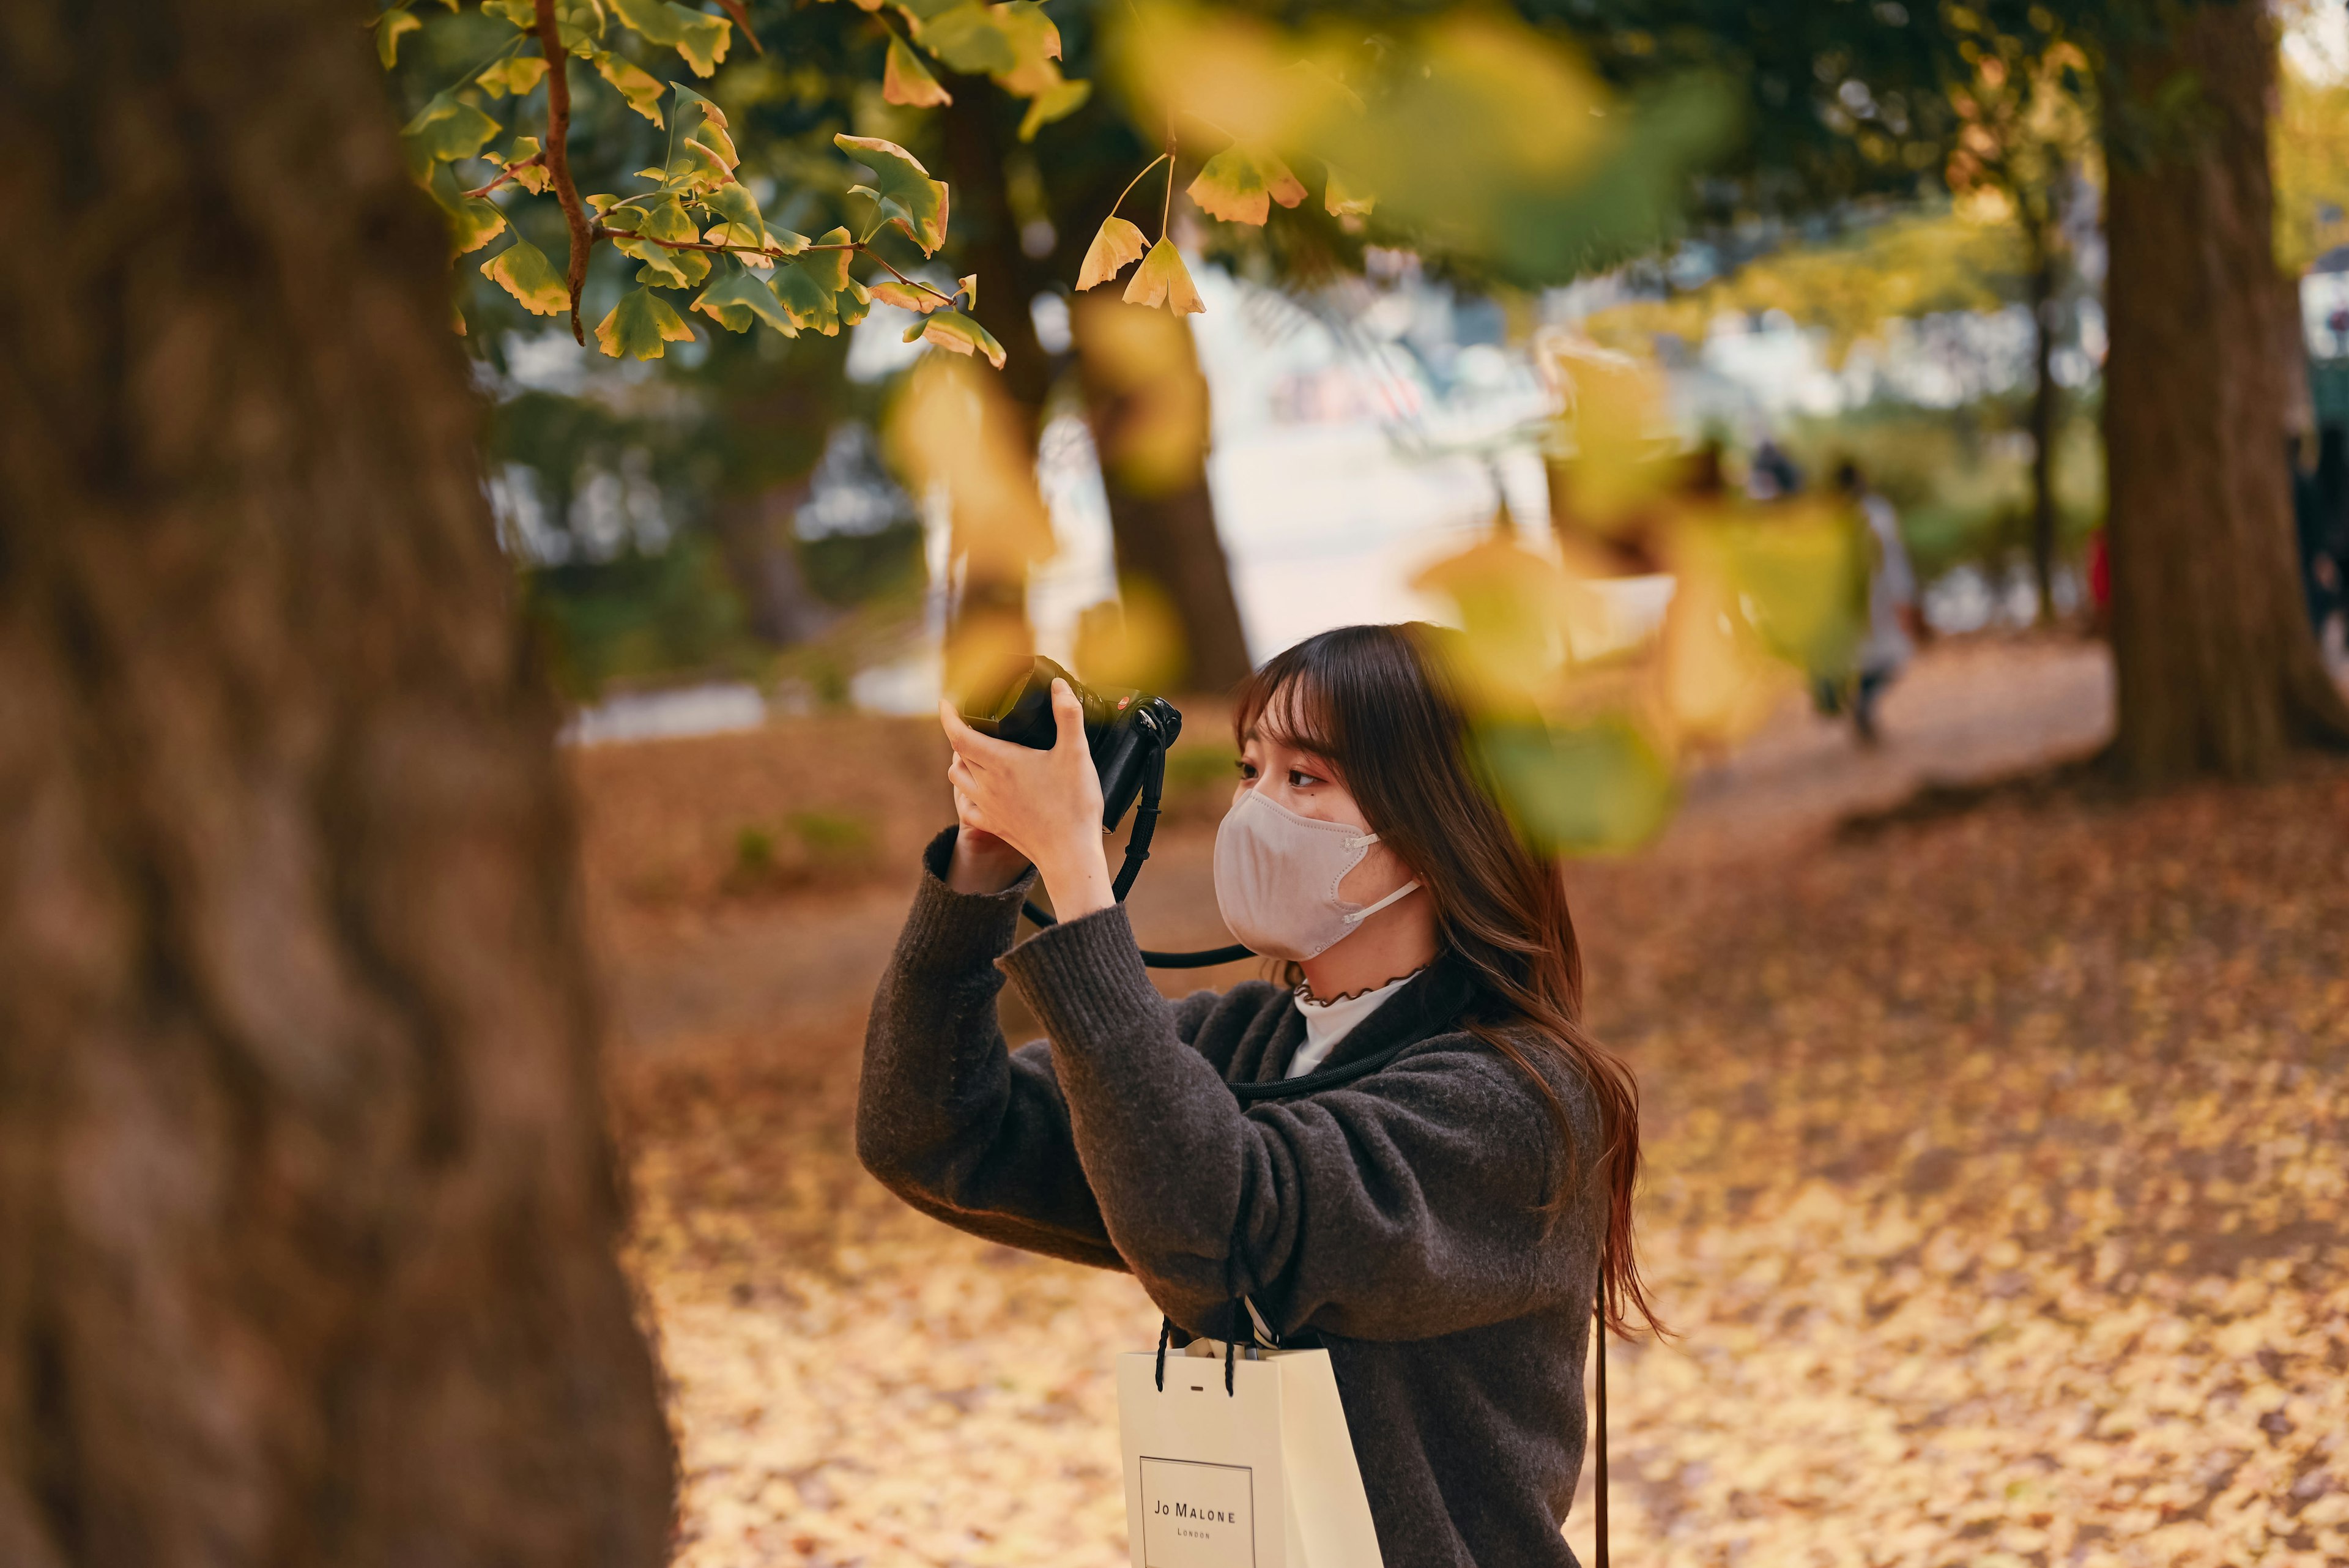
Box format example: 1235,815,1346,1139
1073,295,1255,694
713,479,836,645
2101,0,2349,782
940,87,1251,693
0,5,674,1566
2024,226,2061,624
938,83,1050,677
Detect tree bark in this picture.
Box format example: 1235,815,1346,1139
711,479,835,646
0,6,674,1565
1072,295,1256,694
2102,0,2349,782
2025,226,2061,624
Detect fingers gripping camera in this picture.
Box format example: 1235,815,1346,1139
960,657,1184,834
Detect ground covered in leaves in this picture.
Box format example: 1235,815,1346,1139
597,666,2349,1568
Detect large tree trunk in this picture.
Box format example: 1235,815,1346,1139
2025,225,2061,624
1072,294,1256,693
0,6,674,1565
2102,0,2349,781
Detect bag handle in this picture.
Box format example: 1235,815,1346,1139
1152,1298,1276,1397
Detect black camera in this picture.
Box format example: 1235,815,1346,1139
960,656,1183,833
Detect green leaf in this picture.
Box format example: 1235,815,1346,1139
483,0,538,25
833,135,948,255
692,267,796,334
505,135,551,191
884,37,952,108
670,83,728,129
1018,76,1089,142
837,273,872,329
590,48,666,125
425,162,507,253
376,9,421,69
1075,214,1145,290
1123,237,1203,314
400,91,502,180
1187,146,1306,226
914,3,1014,75
1472,719,1674,855
481,237,570,315
700,179,763,232
594,286,697,359
610,194,708,286
477,54,550,97
609,0,732,75
690,117,740,169
771,258,842,334
554,0,606,51
913,309,1006,368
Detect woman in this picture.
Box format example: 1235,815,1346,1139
859,623,1661,1567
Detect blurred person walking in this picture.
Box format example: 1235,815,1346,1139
860,624,1661,1567
1822,459,1921,745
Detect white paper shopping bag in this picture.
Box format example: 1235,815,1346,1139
1116,1339,1384,1568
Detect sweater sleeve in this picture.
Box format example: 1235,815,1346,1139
856,830,1220,1272
1000,902,1602,1343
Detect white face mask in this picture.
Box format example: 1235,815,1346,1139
1212,787,1422,960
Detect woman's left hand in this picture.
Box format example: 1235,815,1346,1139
940,680,1115,920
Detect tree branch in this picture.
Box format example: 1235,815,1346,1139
463,151,546,201
533,0,595,344
595,224,960,304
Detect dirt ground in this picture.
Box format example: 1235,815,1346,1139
581,636,2349,1568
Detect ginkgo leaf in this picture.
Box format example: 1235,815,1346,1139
884,38,952,107
595,286,697,359
377,9,422,69
426,162,507,253
1075,215,1146,291
1187,146,1306,226
913,3,1015,75
609,0,733,74
477,54,550,97
959,273,978,309
401,91,502,180
676,139,733,191
481,237,570,315
869,280,954,313
504,135,552,192
834,135,949,255
670,80,728,130
553,0,606,53
611,195,708,286
591,49,666,124
1324,163,1376,218
987,1,1062,94
703,221,775,267
483,0,537,26
1017,75,1089,142
690,117,740,169
1123,237,1204,314
911,309,1007,368
771,258,843,334
837,273,872,329
692,268,796,335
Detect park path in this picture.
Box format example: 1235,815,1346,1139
597,634,2116,1062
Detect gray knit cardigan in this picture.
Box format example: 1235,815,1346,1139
857,830,1607,1567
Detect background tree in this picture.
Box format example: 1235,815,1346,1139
0,1,674,1559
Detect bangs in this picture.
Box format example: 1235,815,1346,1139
1233,659,1348,768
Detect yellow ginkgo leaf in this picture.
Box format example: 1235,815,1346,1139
1076,216,1146,291
1186,146,1306,226
1123,238,1204,316
884,37,952,107
869,280,954,313
481,238,570,316
594,286,697,359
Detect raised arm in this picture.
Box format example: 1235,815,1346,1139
1000,904,1605,1342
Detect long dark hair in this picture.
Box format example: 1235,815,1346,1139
1232,623,1666,1341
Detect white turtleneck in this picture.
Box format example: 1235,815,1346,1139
1285,972,1420,1079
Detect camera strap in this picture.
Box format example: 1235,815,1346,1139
1020,735,1253,969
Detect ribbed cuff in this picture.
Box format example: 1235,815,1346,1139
895,826,1041,975
998,901,1162,1058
